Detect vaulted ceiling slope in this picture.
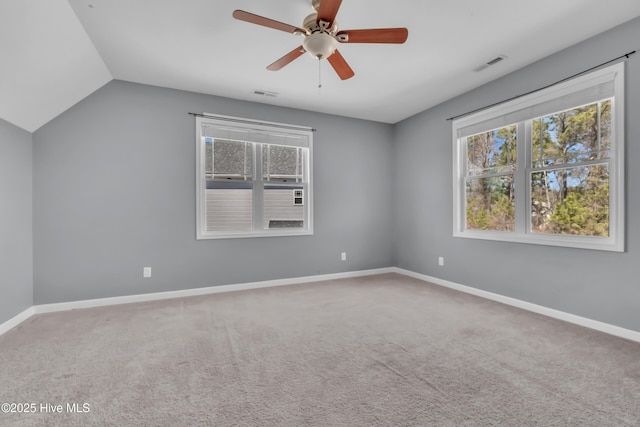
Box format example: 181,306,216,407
2,0,640,133
0,0,111,132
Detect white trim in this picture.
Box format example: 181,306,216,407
392,267,640,344
0,268,391,324
33,268,392,314
453,65,618,134
452,62,625,252
196,115,314,240
0,306,36,336
3,267,639,345
1,268,392,335
201,113,313,132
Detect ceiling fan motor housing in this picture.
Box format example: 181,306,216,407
302,13,339,59
303,33,338,59
232,0,408,80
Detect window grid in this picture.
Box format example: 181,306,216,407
196,116,313,240
453,63,624,252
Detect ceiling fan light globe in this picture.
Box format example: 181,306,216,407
302,33,338,59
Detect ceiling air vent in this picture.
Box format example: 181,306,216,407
474,55,506,72
253,89,279,97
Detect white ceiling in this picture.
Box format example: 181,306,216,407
2,0,640,132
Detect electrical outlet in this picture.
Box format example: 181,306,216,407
438,257,444,266
143,267,152,278
341,252,347,261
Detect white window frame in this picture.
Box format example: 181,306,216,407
452,62,625,252
196,114,313,239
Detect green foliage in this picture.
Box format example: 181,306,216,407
466,197,490,230
549,189,609,236
532,101,610,236
467,100,611,237
496,126,517,166
466,181,514,231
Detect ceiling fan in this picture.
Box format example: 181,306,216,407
232,0,408,80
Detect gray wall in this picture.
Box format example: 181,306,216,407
394,17,640,331
0,118,33,323
33,81,394,304
15,17,640,335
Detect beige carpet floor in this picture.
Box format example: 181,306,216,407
1,273,639,426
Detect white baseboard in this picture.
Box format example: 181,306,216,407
392,267,640,344
3,266,639,344
0,306,36,337
0,268,394,334
33,267,394,314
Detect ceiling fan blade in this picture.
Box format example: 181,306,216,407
317,0,342,27
267,46,306,71
327,50,355,80
233,10,306,35
337,28,408,44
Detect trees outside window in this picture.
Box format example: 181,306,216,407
530,101,611,237
465,125,517,231
453,63,624,252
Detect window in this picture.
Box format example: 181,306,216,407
196,114,313,239
453,63,624,251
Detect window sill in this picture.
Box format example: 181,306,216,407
197,229,313,240
454,230,623,252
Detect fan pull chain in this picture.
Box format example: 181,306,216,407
318,59,322,92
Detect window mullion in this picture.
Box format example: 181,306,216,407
597,101,602,157
452,62,623,251
253,143,264,231
513,120,529,234
197,117,313,239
